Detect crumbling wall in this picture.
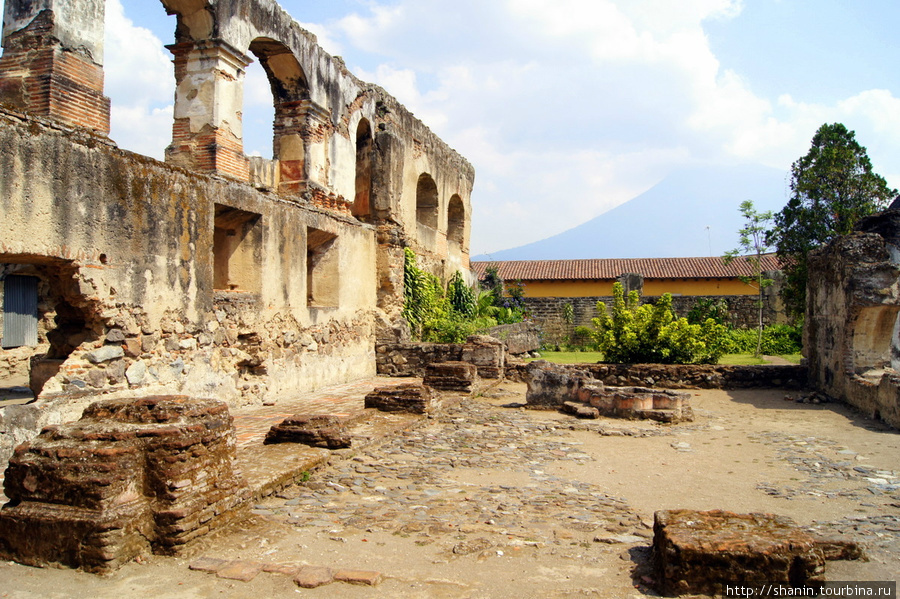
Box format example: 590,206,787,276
0,106,378,464
376,335,506,379
507,361,807,390
806,211,900,429
0,0,478,470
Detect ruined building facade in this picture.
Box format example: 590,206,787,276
0,0,474,464
805,207,900,429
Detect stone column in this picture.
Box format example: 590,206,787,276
275,99,331,195
0,0,110,133
165,40,251,181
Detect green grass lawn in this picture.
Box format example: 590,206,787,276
718,353,767,365
530,351,802,365
527,351,604,364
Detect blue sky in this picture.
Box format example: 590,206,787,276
102,0,899,256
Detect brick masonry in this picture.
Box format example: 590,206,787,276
0,395,249,572
0,11,110,134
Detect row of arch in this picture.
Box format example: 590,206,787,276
416,174,466,246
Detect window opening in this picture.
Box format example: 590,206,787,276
213,205,262,293
416,173,439,229
307,228,339,308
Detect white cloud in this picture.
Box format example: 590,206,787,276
104,0,174,160
295,21,343,58
97,0,899,253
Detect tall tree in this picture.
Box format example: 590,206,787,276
724,200,774,358
771,123,896,320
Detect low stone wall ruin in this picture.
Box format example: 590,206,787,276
525,361,694,422
376,335,506,379
0,396,248,572
510,360,807,390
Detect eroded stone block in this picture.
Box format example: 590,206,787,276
0,395,249,573
652,509,826,596
364,383,438,413
423,361,477,393
264,414,351,449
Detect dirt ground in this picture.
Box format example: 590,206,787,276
0,383,897,598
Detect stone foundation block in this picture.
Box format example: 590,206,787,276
423,361,477,393
365,384,439,413
264,415,351,449
652,509,826,596
562,401,600,419
0,396,248,573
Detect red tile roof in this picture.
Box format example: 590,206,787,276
471,255,783,281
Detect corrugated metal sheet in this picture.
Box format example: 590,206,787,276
2,275,39,348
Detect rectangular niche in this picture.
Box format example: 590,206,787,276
213,204,262,293
307,227,339,308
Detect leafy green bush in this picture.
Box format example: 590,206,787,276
585,283,726,364
721,324,802,355
403,249,501,343
686,298,729,325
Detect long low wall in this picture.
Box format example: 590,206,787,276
508,361,807,390
526,293,783,346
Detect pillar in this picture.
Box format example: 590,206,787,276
165,40,251,181
0,0,110,133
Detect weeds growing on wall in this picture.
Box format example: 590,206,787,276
402,249,503,343
584,283,727,364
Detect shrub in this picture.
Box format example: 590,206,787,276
686,298,729,326
403,249,499,342
722,324,802,355
586,283,726,364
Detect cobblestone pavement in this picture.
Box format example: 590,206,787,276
0,384,897,598
748,429,900,566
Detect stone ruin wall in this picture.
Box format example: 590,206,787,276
526,292,784,346
0,106,378,465
0,0,477,466
806,209,900,429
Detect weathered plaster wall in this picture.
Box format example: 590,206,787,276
0,106,378,463
806,213,900,429
154,0,475,314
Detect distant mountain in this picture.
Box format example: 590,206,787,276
473,164,789,261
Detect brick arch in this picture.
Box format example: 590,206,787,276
246,38,312,191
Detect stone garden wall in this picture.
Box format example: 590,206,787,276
526,292,783,346
376,335,506,379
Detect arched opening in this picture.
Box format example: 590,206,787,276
447,195,465,247
353,119,373,220
242,60,275,160
248,38,309,194
100,2,178,159
850,306,900,377
416,174,439,230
